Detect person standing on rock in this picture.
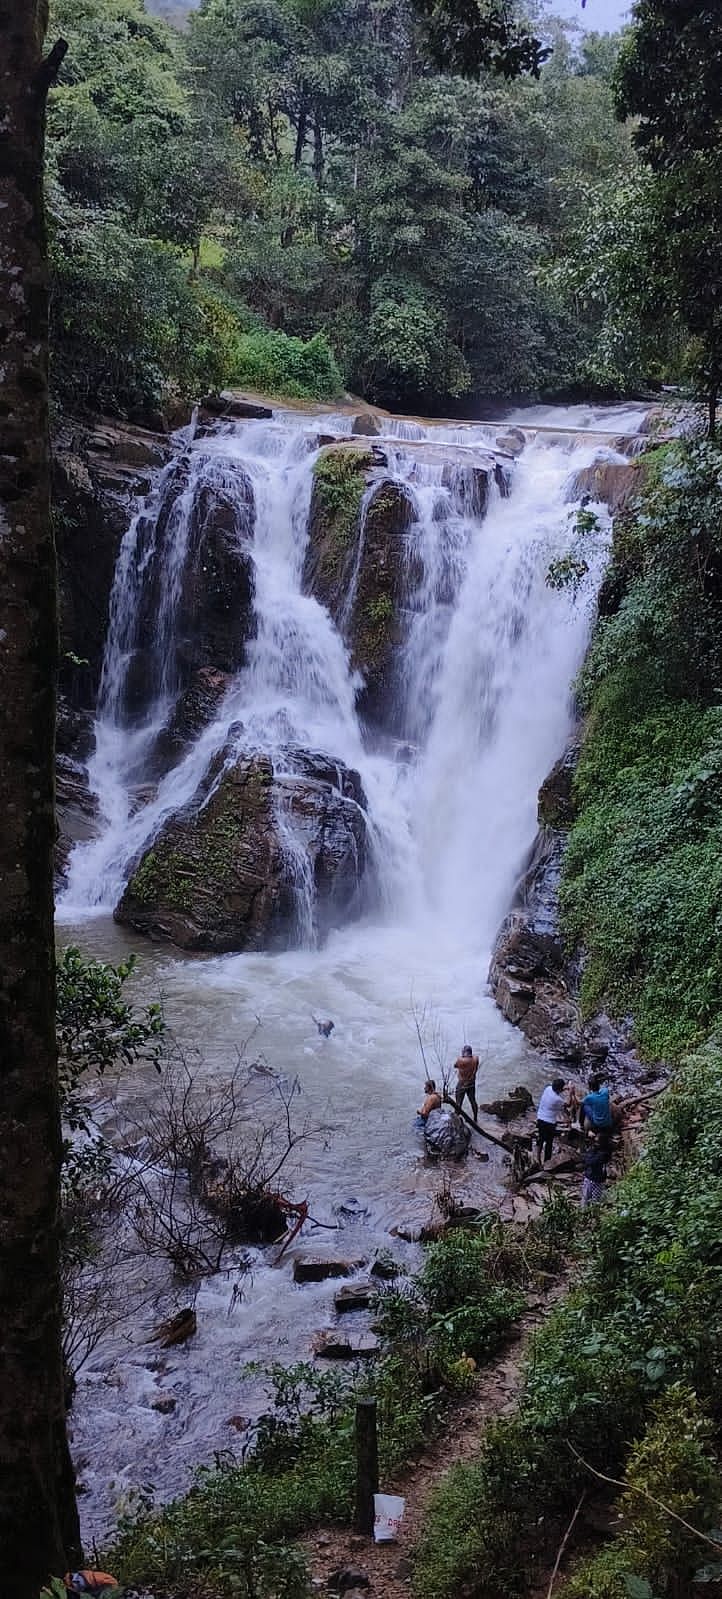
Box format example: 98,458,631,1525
535,1076,569,1163
454,1045,479,1122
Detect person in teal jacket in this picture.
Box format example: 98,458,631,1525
580,1074,613,1133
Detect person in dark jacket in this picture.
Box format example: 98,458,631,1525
581,1132,610,1207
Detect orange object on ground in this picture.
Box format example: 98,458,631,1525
64,1573,118,1596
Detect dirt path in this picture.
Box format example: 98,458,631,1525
301,1280,569,1599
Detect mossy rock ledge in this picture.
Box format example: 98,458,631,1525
115,746,368,952
303,443,418,729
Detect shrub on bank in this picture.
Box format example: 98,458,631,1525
230,328,344,401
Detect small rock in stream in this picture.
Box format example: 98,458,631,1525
294,1254,367,1283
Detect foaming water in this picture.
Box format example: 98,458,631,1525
59,403,627,1534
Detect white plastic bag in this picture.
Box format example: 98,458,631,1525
373,1492,406,1542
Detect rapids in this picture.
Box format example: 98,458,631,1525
56,400,647,1534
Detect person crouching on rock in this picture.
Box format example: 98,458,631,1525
416,1078,442,1129
579,1073,614,1135
536,1076,569,1164
454,1045,479,1122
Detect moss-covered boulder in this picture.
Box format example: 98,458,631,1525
303,443,376,615
115,747,368,952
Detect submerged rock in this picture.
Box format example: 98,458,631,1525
293,1255,367,1283
115,746,368,952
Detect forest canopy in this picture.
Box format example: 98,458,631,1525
45,0,669,418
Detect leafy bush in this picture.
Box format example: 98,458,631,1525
230,328,344,400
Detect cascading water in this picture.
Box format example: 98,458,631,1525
58,401,647,1535
60,409,616,932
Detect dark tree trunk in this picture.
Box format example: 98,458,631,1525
0,5,81,1591
708,383,717,440
293,101,308,167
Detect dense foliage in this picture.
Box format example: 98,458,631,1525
46,0,639,416
414,1049,722,1598
559,440,722,1061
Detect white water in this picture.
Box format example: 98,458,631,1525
57,402,645,1535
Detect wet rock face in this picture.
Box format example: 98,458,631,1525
177,476,256,677
55,751,100,889
53,418,172,711
303,444,375,617
125,461,256,720
567,459,642,516
488,735,584,1063
489,734,646,1087
348,479,418,726
149,667,233,777
115,748,368,952
303,444,418,730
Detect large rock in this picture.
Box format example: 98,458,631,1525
347,478,418,724
200,392,273,421
568,459,642,516
115,747,368,952
302,444,376,617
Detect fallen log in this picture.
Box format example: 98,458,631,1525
441,1092,511,1152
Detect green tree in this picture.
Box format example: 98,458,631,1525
615,0,722,432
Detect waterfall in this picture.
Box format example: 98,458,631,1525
59,405,628,947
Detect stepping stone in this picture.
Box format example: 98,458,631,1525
334,1282,377,1313
293,1255,367,1283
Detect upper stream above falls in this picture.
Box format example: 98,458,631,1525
55,398,650,1533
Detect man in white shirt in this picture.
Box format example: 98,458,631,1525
536,1077,569,1164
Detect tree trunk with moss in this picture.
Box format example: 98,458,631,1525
0,4,81,1588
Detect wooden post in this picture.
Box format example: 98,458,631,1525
354,1397,379,1535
